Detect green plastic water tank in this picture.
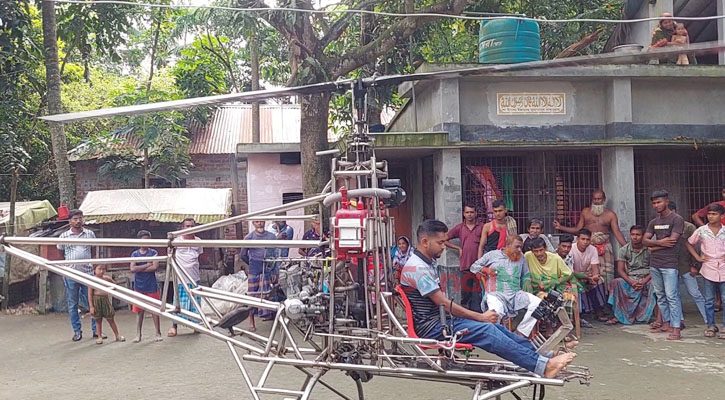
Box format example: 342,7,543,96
479,19,541,64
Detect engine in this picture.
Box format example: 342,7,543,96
279,260,366,326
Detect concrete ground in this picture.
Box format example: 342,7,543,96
2,306,725,400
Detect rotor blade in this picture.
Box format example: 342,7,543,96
363,40,725,87
40,41,723,124
40,80,351,123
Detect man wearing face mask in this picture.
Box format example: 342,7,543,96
553,190,627,290
240,220,277,331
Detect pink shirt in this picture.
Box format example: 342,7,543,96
688,225,725,282
570,242,600,274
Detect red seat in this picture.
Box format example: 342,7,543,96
395,285,473,351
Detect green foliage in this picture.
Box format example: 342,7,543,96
104,68,192,186
61,67,138,147
173,35,232,96
417,0,623,63
56,1,139,61
0,1,57,203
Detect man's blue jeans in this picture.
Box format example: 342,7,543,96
703,279,725,327
650,268,682,328
681,273,707,324
427,318,549,376
64,277,97,335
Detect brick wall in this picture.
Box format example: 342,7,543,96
187,154,248,238
73,159,140,204
72,154,249,237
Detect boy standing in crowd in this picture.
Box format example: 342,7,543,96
687,204,725,338
130,230,162,343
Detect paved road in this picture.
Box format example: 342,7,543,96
2,309,725,400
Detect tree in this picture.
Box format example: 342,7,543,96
233,0,471,199
84,69,192,188
42,0,75,207
56,0,138,80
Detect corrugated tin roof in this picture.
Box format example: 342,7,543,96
69,104,302,161
79,188,232,224
189,104,302,154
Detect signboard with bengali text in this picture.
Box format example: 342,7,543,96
496,93,566,115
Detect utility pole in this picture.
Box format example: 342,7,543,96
2,168,19,310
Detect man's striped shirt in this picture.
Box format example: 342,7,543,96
400,250,442,338
57,228,96,274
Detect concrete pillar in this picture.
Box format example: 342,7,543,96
409,158,424,243
439,79,461,142
601,147,636,244
433,149,463,300
605,78,633,139
718,0,725,65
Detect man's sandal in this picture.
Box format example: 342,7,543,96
704,326,718,338
666,332,681,340
718,332,725,340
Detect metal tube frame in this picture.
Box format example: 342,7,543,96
0,145,592,399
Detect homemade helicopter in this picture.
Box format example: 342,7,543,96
2,42,723,400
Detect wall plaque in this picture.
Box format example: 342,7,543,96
496,93,566,115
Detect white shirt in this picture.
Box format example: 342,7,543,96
175,237,203,282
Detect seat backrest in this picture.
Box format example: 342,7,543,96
394,285,420,338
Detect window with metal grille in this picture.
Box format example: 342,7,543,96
461,151,600,235
635,148,725,225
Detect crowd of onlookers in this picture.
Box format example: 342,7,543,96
397,186,725,342
56,208,328,342
57,182,725,352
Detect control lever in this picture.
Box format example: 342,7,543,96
439,304,448,337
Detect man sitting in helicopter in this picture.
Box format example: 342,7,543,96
400,220,576,378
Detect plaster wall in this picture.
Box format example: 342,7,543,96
245,153,304,239
631,79,725,125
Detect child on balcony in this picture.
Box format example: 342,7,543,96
671,23,690,65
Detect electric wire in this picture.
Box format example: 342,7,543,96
46,0,725,25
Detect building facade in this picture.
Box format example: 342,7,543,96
382,64,725,286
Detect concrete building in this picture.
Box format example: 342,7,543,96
381,63,725,296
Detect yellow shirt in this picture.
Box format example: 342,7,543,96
524,251,572,292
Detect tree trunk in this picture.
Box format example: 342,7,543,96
250,30,260,144
146,9,162,96
42,0,75,207
300,92,331,201
143,148,150,188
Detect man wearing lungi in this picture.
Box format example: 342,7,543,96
241,220,278,331
168,218,204,337
606,225,656,325
553,189,627,289
570,229,609,323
